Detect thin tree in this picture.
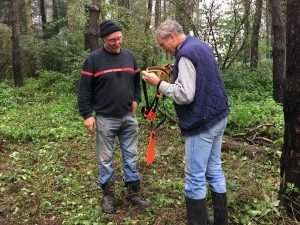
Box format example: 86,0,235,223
10,0,23,87
40,0,48,38
241,0,251,65
269,0,285,104
87,0,101,52
250,0,263,69
265,1,272,60
24,0,34,38
52,0,60,34
280,0,300,220
142,0,153,68
203,0,251,70
152,0,161,65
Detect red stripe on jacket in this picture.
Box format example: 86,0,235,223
81,68,140,77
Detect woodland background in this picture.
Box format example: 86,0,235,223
0,0,300,224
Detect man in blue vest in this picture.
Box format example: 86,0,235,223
142,19,230,225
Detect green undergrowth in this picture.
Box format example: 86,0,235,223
0,67,298,224
222,64,284,139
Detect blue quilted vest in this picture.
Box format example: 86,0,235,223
173,35,230,136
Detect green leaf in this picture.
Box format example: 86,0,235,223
248,210,261,216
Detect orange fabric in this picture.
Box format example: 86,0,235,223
146,131,156,164
144,64,173,164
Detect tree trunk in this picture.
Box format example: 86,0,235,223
145,0,152,36
142,0,153,69
242,0,251,65
265,1,272,60
40,0,53,39
270,0,285,104
250,0,263,69
40,0,47,37
280,0,300,220
10,0,23,87
87,0,101,52
153,0,161,65
52,0,60,35
24,0,34,38
163,0,168,61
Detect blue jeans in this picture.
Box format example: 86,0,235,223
95,112,140,186
184,117,228,200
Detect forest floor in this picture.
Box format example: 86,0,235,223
0,121,299,225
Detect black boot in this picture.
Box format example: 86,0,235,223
185,196,207,225
208,191,228,225
125,180,150,208
101,182,115,214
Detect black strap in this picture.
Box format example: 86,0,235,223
142,64,173,131
142,79,150,109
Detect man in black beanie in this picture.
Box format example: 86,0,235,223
78,20,150,214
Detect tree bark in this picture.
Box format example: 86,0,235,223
270,0,285,104
88,0,101,52
52,0,60,35
241,0,251,65
265,1,272,60
40,0,47,38
280,0,300,220
10,0,23,87
152,0,161,65
142,0,153,69
250,0,263,69
24,0,34,38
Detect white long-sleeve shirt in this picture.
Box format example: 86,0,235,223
159,56,196,105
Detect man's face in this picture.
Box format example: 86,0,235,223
102,31,123,53
156,33,176,56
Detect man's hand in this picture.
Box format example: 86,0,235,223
132,101,138,115
142,71,160,87
84,117,96,133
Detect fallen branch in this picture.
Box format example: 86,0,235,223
232,123,276,145
157,108,179,124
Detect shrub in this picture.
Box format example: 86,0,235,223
36,28,87,75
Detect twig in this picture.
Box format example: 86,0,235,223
157,108,179,124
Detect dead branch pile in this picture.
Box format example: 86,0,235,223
232,123,276,146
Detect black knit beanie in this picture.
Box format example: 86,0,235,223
99,20,122,38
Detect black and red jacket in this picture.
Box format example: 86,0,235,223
77,47,141,119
